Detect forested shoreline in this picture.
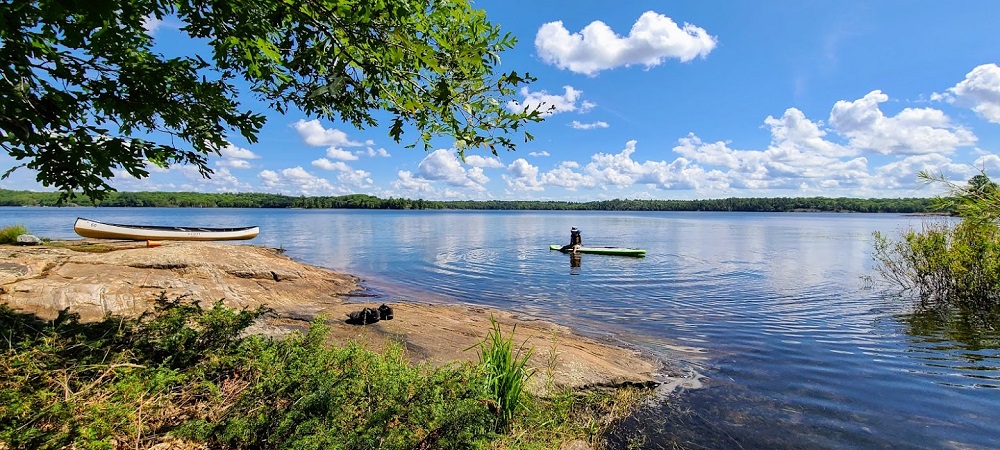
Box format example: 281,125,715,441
0,189,935,213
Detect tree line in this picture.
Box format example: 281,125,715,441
0,189,935,213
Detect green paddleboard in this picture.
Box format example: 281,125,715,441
549,244,646,257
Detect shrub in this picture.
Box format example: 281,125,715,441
0,223,28,244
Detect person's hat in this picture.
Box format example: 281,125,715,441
571,227,578,231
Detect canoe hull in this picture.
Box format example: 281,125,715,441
74,218,259,241
549,244,646,257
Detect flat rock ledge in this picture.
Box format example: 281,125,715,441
0,240,659,393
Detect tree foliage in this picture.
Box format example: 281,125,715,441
0,0,543,200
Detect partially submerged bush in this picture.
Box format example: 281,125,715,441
874,172,1000,319
0,223,28,244
874,220,1000,311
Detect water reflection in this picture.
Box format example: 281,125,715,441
898,304,1000,387
570,253,581,274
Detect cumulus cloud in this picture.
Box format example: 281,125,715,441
218,159,252,169
392,170,435,194
216,144,259,169
579,101,597,113
464,155,504,168
503,158,545,191
529,151,551,157
338,170,374,189
942,63,1000,123
220,145,259,160
292,119,362,147
507,86,583,115
257,167,334,195
570,120,609,130
535,11,717,75
325,147,359,161
364,147,391,158
829,90,977,155
416,149,488,190
311,158,352,171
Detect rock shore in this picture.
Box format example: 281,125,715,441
1,240,659,393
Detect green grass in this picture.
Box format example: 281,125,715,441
0,223,28,244
472,316,534,431
0,294,652,449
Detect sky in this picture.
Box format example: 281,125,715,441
3,0,1000,201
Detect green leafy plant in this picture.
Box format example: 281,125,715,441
873,172,1000,317
472,316,535,430
0,223,28,244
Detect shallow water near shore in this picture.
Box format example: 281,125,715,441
10,207,1000,449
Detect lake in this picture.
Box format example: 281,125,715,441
6,207,1000,449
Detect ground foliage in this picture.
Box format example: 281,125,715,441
0,223,28,244
0,0,543,200
0,294,649,449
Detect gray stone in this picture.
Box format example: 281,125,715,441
16,234,42,245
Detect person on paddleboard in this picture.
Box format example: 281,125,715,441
561,227,582,253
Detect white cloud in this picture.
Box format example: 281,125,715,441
216,144,259,170
944,63,1000,123
579,101,597,113
338,170,374,189
363,147,391,158
257,166,334,195
570,120,609,130
464,155,504,168
416,149,488,190
311,158,352,171
392,170,435,194
829,90,977,155
220,144,260,160
325,147,359,161
507,86,583,115
142,15,163,33
529,151,550,157
503,158,545,191
535,11,717,75
218,159,252,169
292,119,362,147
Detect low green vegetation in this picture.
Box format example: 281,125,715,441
0,188,933,212
873,172,1000,320
1,294,650,449
0,223,28,244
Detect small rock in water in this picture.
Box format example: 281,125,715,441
16,234,42,246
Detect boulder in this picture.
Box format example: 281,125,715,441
15,234,42,245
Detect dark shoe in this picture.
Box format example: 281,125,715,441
346,309,366,325
378,304,394,320
364,307,380,324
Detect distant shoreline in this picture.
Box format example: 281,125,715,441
0,189,937,214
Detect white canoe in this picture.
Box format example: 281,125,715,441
73,217,259,241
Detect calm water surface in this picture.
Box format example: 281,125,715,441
7,207,1000,449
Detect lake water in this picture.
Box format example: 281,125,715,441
6,207,1000,449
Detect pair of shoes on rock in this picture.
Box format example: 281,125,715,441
346,303,394,325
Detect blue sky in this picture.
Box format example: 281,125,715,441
3,0,1000,200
